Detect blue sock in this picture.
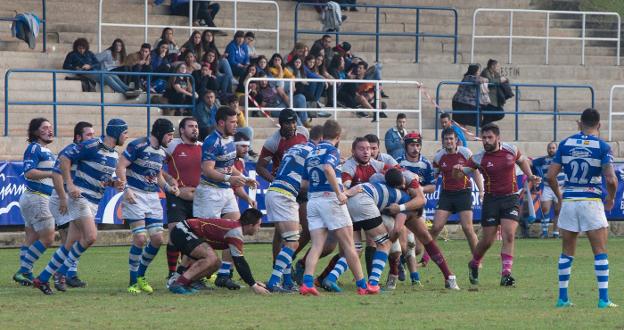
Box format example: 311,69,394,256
326,257,348,283
541,217,550,236
217,262,232,277
18,245,30,273
558,254,573,302
38,246,69,283
368,250,388,286
137,243,160,277
268,246,294,289
595,253,609,302
20,241,46,273
356,278,367,290
283,265,294,287
303,274,314,288
128,245,142,285
57,242,86,276
411,271,421,282
67,258,80,278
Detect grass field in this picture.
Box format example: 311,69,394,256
1,238,623,329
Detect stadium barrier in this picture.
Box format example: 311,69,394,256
244,77,422,138
0,0,47,53
4,69,196,137
434,81,594,141
294,2,458,63
608,85,624,141
471,8,621,65
97,0,280,53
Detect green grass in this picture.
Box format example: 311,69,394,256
1,239,623,329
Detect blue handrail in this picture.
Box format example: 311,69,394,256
434,81,595,141
294,3,458,64
0,0,47,53
4,69,196,137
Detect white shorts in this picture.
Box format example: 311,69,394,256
540,186,558,203
265,190,299,223
19,190,54,232
68,196,98,222
381,214,402,253
307,192,352,231
121,188,163,221
347,193,381,222
193,184,239,218
558,200,608,233
49,193,72,226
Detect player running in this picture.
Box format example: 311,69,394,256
168,208,270,295
33,118,128,295
453,123,539,287
532,142,564,238
546,108,618,309
116,118,179,294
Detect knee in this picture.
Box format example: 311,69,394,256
133,234,148,248
150,234,164,247
83,231,97,247
40,234,55,248
430,224,443,236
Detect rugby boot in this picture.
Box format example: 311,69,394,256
384,274,398,291
299,284,320,296
445,275,460,290
321,278,343,293
66,276,87,288
268,284,293,294
556,299,573,308
366,283,381,294
468,262,479,285
53,273,67,292
215,275,241,290
190,278,214,291
283,282,300,293
13,272,34,286
137,276,154,293
293,261,305,286
166,272,180,289
500,274,516,287
33,278,53,295
169,282,195,295
127,283,142,294
598,300,618,309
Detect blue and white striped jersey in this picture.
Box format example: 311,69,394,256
123,137,167,192
397,154,435,186
269,142,315,198
201,130,236,188
553,132,613,200
531,155,565,186
361,182,411,210
65,138,119,204
305,141,342,194
23,142,56,196
52,143,78,175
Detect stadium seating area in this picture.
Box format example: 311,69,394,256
1,0,624,160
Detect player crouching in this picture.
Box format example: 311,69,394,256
168,208,270,295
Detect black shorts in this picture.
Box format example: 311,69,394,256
166,192,194,224
481,194,520,227
169,221,205,257
436,189,473,214
56,222,70,230
353,216,383,232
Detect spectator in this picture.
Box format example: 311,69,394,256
180,30,204,62
164,63,195,115
451,63,489,127
244,32,258,61
226,31,250,78
286,42,307,63
287,56,313,120
181,49,201,72
311,34,333,63
384,113,408,159
235,64,257,96
166,0,225,35
193,89,218,139
192,62,219,98
267,53,293,102
480,58,508,125
439,112,467,147
202,49,233,94
154,27,180,61
255,55,268,75
96,38,126,72
150,41,172,93
255,71,308,126
303,55,325,108
338,61,384,120
123,43,153,91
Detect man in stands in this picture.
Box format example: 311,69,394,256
384,113,408,159
440,112,467,147
546,108,618,308
34,119,128,295
116,119,178,294
311,34,333,63
193,90,218,140
168,209,269,295
532,142,563,238
123,43,152,91
163,117,202,283
49,121,95,291
165,0,224,34
338,61,377,119
453,123,539,287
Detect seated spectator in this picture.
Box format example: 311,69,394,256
223,94,255,152
452,63,489,127
311,34,333,63
303,55,325,108
202,49,233,95
181,49,201,72
480,58,508,126
286,42,307,63
64,38,138,97
267,53,293,102
235,65,257,96
440,112,467,147
123,43,153,91
180,30,204,62
154,27,180,61
150,41,172,93
165,0,225,35
384,112,408,159
255,55,268,75
338,60,383,120
96,38,126,72
164,63,195,115
193,89,218,139
226,31,250,78
192,62,219,99
244,32,258,62
286,56,312,120
255,72,308,126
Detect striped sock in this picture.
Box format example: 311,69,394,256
57,242,86,276
18,245,30,274
283,265,294,287
303,274,314,288
325,257,349,283
67,258,79,279
355,278,367,290
368,250,388,286
217,262,232,277
137,243,160,277
541,217,550,236
595,253,610,302
558,253,573,302
38,246,69,283
22,240,47,272
128,245,142,285
411,271,420,282
166,244,180,273
267,246,294,289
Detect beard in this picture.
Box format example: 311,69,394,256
484,142,496,152
185,132,198,143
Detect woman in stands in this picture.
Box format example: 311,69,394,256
451,63,489,127
480,59,508,125
96,39,126,72
202,49,232,94
255,55,269,75
154,27,180,62
150,41,172,94
267,53,293,104
180,31,204,62
182,50,201,72
164,64,195,115
235,64,257,96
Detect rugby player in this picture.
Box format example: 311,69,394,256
546,108,618,308
232,132,256,208
532,142,563,238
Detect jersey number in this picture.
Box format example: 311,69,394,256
568,160,589,184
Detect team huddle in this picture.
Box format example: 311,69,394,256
13,106,619,307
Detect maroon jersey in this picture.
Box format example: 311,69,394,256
433,146,473,191
259,127,308,176
166,138,202,188
185,218,245,256
341,157,393,187
466,143,521,196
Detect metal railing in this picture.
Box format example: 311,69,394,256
0,0,47,53
98,0,280,53
4,69,196,136
608,85,624,141
244,77,422,137
294,3,458,63
435,81,594,141
471,8,621,65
